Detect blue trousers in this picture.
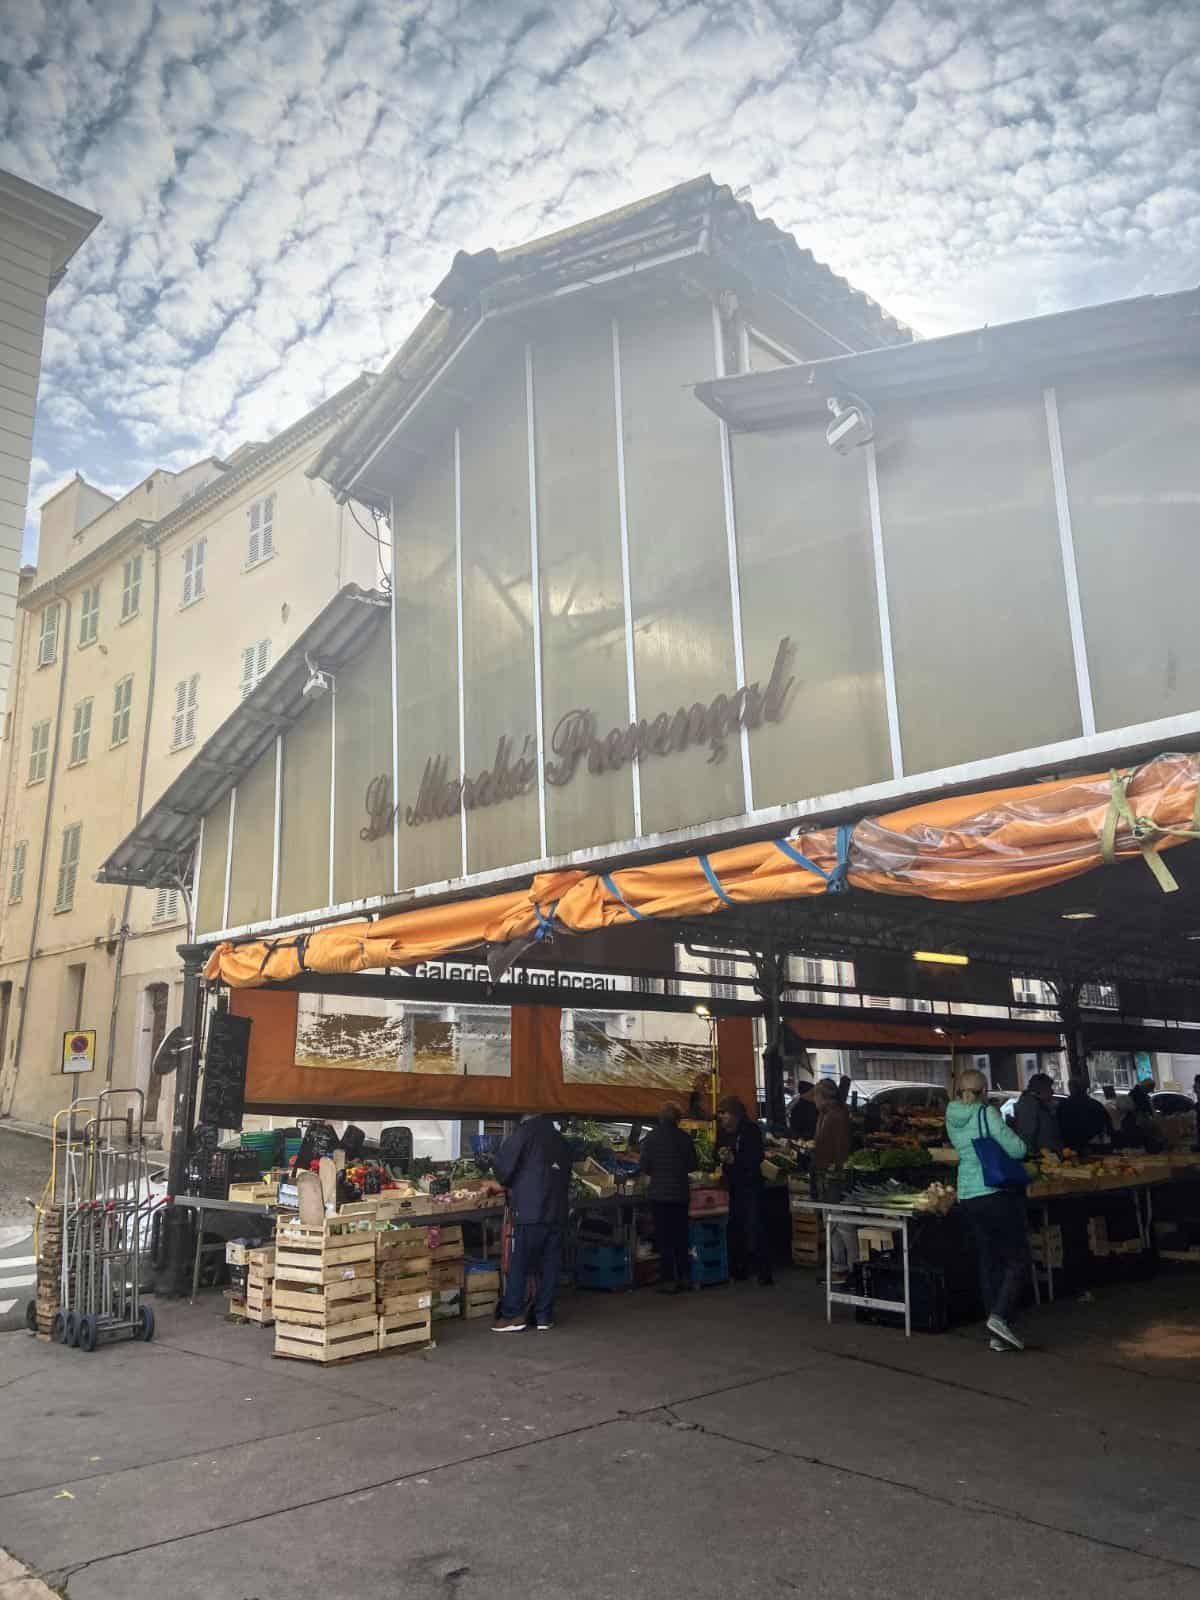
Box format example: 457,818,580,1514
499,1223,563,1322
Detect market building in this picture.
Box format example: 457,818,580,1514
97,175,1200,1159
0,377,379,1130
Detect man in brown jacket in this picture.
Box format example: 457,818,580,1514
812,1080,857,1284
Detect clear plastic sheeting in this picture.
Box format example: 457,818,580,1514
561,1009,711,1094
205,753,1200,989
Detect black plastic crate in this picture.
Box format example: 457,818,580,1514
853,1261,949,1333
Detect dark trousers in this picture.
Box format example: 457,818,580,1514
729,1185,771,1282
499,1223,563,1322
960,1190,1031,1324
654,1202,690,1284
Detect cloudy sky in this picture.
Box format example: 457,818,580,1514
5,0,1199,558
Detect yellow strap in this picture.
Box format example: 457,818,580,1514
1102,770,1179,894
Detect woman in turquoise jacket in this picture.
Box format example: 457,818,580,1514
945,1068,1031,1351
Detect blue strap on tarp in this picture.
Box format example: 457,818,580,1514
828,824,853,893
602,873,647,920
533,899,559,939
773,837,832,882
699,853,734,907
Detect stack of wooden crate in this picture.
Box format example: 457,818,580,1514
225,1241,276,1324
34,1199,63,1339
463,1259,501,1320
273,1217,378,1363
375,1227,434,1352
429,1224,466,1320
789,1185,824,1269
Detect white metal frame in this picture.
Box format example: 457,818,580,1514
711,303,754,813
270,734,283,919
1044,386,1097,737
611,316,643,835
524,342,549,857
222,786,236,932
453,428,468,876
866,442,904,780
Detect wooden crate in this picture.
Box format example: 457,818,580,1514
432,1260,465,1290
376,1230,433,1263
274,1278,376,1327
464,1283,499,1319
432,1287,464,1320
379,1306,433,1352
377,1286,434,1317
427,1224,464,1246
275,1221,376,1286
274,1314,379,1364
431,1242,465,1263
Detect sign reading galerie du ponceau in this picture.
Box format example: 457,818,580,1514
361,636,795,840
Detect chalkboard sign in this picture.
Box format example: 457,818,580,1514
198,1012,252,1130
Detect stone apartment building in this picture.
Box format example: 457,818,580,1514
0,375,379,1131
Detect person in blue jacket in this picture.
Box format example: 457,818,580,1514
492,1113,572,1333
718,1096,773,1286
945,1068,1031,1352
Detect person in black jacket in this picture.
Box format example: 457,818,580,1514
639,1103,698,1294
1057,1078,1111,1156
787,1081,817,1141
492,1114,572,1332
718,1095,773,1286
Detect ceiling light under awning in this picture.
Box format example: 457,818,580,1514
912,950,969,966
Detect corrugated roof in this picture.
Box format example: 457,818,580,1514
96,586,389,890
695,286,1200,429
309,174,912,498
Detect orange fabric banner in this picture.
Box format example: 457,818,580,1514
233,990,758,1120
205,753,1200,989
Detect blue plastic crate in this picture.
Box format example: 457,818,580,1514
688,1218,728,1248
577,1261,632,1292
577,1242,629,1272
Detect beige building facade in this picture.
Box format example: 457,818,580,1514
0,377,378,1129
0,169,100,723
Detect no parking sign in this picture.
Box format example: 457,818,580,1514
62,1029,96,1074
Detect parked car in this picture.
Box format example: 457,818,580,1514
1151,1092,1195,1116
845,1081,949,1112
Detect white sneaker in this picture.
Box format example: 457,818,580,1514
989,1338,1011,1352
987,1314,1024,1351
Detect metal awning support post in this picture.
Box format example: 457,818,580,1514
160,944,209,1296
755,942,789,1127
1054,980,1086,1085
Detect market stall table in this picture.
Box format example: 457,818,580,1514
792,1198,915,1337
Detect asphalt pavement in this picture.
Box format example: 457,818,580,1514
1,1258,1198,1599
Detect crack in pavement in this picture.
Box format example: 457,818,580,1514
666,1412,1200,1581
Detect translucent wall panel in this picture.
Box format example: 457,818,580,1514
393,439,462,887
533,307,636,854
876,391,1080,773
619,297,744,831
195,791,229,935
1056,367,1200,732
732,427,891,804
333,628,393,904
459,356,540,873
279,695,331,917
227,744,275,929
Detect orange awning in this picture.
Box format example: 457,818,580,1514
206,752,1200,988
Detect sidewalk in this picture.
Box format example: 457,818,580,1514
1,1270,1197,1599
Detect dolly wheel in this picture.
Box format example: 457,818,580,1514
64,1310,80,1348
137,1304,155,1342
50,1311,66,1344
78,1314,98,1353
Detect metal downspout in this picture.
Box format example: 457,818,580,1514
2,594,73,1116
104,539,160,1084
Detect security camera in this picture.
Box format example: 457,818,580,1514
302,652,332,700
825,395,874,454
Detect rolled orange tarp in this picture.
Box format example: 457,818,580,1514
204,752,1200,987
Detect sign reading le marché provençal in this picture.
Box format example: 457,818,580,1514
362,637,795,840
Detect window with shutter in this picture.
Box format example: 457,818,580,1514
79,586,100,646
111,676,134,747
152,887,180,923
69,698,93,765
38,605,60,666
182,538,206,606
55,822,82,913
9,840,27,903
171,676,199,750
240,639,271,699
246,496,276,566
121,555,142,620
27,720,50,784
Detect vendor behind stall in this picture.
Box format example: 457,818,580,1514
811,1080,857,1286
1013,1074,1063,1156
1058,1078,1112,1156
1119,1083,1166,1152
787,1080,817,1141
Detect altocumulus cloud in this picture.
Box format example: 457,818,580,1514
3,0,1199,554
